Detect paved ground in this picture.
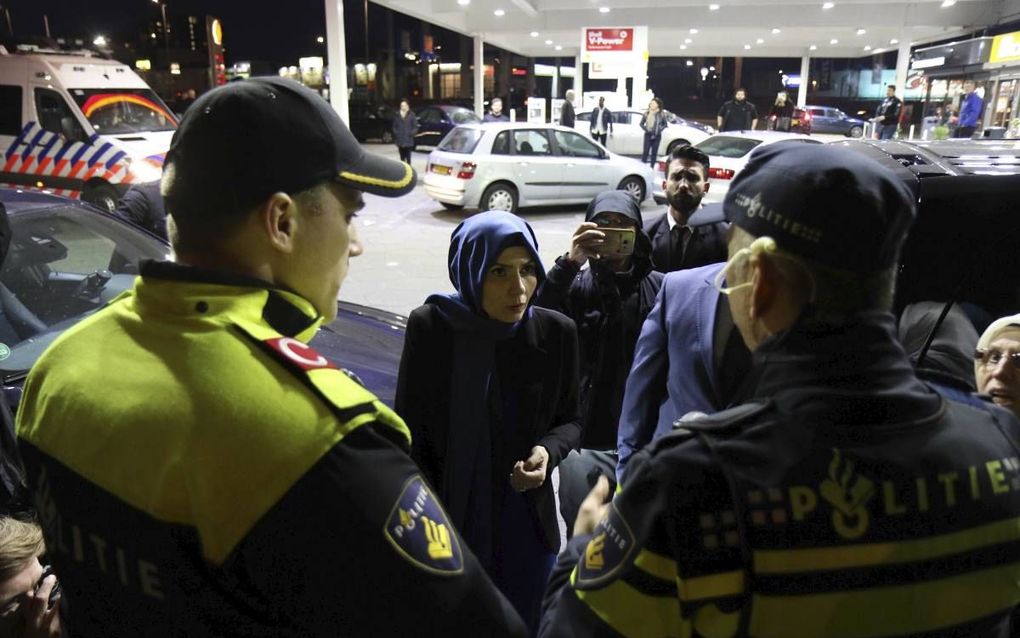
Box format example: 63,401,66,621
341,143,661,316
344,136,847,316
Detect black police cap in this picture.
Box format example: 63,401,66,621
164,77,415,218
723,141,916,273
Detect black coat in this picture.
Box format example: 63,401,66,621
535,258,662,450
395,304,582,553
114,181,167,240
645,210,729,273
559,101,576,128
392,111,419,147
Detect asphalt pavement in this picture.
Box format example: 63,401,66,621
342,143,661,316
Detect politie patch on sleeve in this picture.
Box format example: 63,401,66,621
574,502,637,589
384,475,464,576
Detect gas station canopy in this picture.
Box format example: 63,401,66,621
372,0,1009,58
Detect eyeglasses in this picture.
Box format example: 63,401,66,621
974,348,1020,370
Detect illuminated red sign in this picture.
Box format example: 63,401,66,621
512,67,528,76
585,28,634,52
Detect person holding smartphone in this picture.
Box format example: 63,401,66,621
534,190,663,530
0,518,60,638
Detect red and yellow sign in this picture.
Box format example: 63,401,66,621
585,28,634,52
81,93,176,124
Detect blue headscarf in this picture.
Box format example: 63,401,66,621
423,211,545,564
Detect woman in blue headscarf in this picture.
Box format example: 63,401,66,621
396,211,581,633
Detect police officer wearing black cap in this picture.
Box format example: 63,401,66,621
539,141,1020,637
16,78,527,637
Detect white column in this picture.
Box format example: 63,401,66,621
632,68,647,109
893,28,912,101
324,0,350,124
574,54,584,108
797,55,810,107
474,35,484,116
552,59,560,100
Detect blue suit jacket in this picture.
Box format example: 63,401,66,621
616,262,725,481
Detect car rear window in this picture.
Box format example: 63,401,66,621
696,136,763,158
437,127,484,154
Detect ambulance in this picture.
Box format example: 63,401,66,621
0,44,176,211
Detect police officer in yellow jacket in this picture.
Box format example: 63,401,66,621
540,142,1020,637
16,78,527,637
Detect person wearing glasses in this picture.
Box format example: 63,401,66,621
540,142,1020,637
975,313,1020,420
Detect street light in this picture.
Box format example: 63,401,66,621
151,0,169,51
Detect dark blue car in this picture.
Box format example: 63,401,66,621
0,188,405,408
413,105,480,149
805,105,867,137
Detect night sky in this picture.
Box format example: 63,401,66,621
5,0,365,67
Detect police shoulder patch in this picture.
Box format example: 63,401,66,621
383,475,464,576
574,502,637,590
263,337,337,372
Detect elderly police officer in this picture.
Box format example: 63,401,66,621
540,142,1020,637
16,78,527,636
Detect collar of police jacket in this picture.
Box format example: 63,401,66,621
743,311,943,430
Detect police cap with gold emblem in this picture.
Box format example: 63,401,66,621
723,142,915,274
164,77,416,220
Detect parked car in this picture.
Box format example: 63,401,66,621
0,188,407,407
348,103,396,144
414,105,481,149
836,139,1020,317
806,105,867,137
574,109,713,157
652,130,823,204
423,122,654,213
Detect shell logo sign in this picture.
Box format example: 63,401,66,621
585,28,634,52
211,19,223,46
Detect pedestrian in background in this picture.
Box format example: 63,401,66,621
768,91,794,132
589,97,613,146
717,87,758,132
397,211,581,634
484,98,510,122
392,98,418,164
0,517,60,638
640,98,667,167
873,84,902,140
559,90,576,128
956,84,985,139
113,181,167,240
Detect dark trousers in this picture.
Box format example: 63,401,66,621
397,146,413,163
954,126,977,139
592,132,607,146
878,123,897,140
642,133,661,166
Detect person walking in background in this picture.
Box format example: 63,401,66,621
559,90,576,128
768,91,794,132
873,84,902,140
956,84,985,139
392,98,418,164
589,97,613,146
484,97,511,123
396,211,581,634
717,87,758,132
640,98,667,167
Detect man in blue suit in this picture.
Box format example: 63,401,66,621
615,257,752,482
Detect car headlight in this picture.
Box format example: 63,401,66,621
125,157,164,185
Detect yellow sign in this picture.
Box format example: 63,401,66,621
585,533,606,570
991,31,1020,65
211,18,223,46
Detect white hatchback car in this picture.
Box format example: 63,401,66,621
575,110,714,158
423,123,654,212
653,130,823,204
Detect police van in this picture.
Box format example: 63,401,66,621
0,44,176,211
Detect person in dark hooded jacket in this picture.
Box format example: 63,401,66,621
534,190,663,530
897,301,981,404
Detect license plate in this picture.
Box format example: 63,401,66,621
432,165,451,175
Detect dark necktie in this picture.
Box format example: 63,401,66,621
671,225,689,270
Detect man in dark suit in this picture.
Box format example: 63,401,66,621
644,145,728,273
559,90,576,128
588,97,613,146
